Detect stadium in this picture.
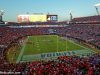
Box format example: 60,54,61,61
0,2,100,75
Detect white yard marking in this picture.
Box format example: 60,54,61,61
16,36,29,63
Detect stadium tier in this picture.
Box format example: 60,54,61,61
71,15,100,24
0,23,100,75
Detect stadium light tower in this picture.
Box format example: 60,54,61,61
94,6,99,15
69,11,73,21
0,10,4,22
94,3,100,15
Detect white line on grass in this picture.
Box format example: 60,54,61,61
16,36,29,63
57,35,58,52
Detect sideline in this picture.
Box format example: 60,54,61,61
16,36,29,63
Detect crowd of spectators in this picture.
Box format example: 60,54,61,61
0,24,100,49
27,53,100,75
71,15,100,24
65,24,100,49
0,62,27,73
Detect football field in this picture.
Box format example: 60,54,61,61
16,35,94,63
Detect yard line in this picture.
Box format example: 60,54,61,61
16,36,29,63
66,35,68,51
57,35,58,52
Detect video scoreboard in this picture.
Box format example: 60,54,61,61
18,14,58,23
47,15,58,22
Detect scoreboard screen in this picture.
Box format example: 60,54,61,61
18,15,29,22
29,15,47,22
47,15,58,21
18,14,58,22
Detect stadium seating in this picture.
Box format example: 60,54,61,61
71,15,100,23
27,54,100,75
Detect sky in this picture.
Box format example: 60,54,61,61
0,0,100,22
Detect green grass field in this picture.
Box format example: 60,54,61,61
23,35,84,55
14,35,95,63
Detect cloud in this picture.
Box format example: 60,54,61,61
94,3,100,7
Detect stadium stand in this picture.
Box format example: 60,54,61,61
27,53,100,75
71,15,100,24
